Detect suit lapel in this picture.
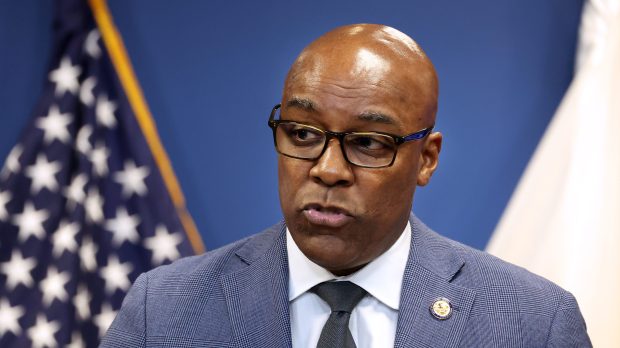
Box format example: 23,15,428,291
394,216,476,348
220,223,292,348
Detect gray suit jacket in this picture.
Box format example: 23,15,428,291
100,215,591,347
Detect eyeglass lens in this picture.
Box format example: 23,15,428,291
275,122,397,167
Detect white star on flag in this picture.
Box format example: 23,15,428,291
67,331,86,348
145,224,183,264
0,298,25,336
96,94,117,128
76,125,93,155
84,187,104,224
0,251,36,290
0,190,11,221
24,154,62,194
0,144,23,179
93,304,117,338
51,220,80,258
40,267,70,307
12,202,49,242
79,236,98,272
113,160,150,197
36,105,73,144
79,76,97,106
48,56,81,96
27,314,60,348
100,256,133,295
90,142,110,177
105,207,141,246
84,29,101,59
73,284,92,321
64,173,88,210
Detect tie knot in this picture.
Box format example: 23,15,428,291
311,281,367,313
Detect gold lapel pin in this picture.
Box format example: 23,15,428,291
430,297,452,320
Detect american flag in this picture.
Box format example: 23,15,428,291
0,0,201,347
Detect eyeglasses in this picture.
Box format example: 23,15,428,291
267,104,434,168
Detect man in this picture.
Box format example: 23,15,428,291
101,24,591,347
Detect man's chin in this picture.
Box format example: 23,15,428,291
309,256,367,276
296,235,366,275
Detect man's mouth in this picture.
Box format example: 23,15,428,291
302,204,354,228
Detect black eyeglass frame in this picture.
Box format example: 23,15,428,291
267,104,434,168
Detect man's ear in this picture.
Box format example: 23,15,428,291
416,132,442,186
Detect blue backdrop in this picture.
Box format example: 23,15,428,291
0,0,584,250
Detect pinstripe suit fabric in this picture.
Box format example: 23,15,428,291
100,215,591,347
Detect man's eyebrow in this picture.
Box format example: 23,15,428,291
285,98,396,125
357,111,395,125
285,97,317,111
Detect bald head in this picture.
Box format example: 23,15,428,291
284,24,438,125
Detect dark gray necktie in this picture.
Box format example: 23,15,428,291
311,281,368,348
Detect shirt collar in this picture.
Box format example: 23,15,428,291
286,222,411,310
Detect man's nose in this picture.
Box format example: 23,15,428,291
309,138,355,187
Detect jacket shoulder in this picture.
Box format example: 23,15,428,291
144,222,284,292
411,216,565,297
449,235,569,299
425,229,591,347
101,223,286,347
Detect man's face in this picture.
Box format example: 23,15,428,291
278,43,440,275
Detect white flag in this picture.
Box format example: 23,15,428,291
486,1,620,347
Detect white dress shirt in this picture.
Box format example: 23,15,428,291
287,222,411,348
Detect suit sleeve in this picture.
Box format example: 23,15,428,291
546,291,592,347
99,272,148,348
